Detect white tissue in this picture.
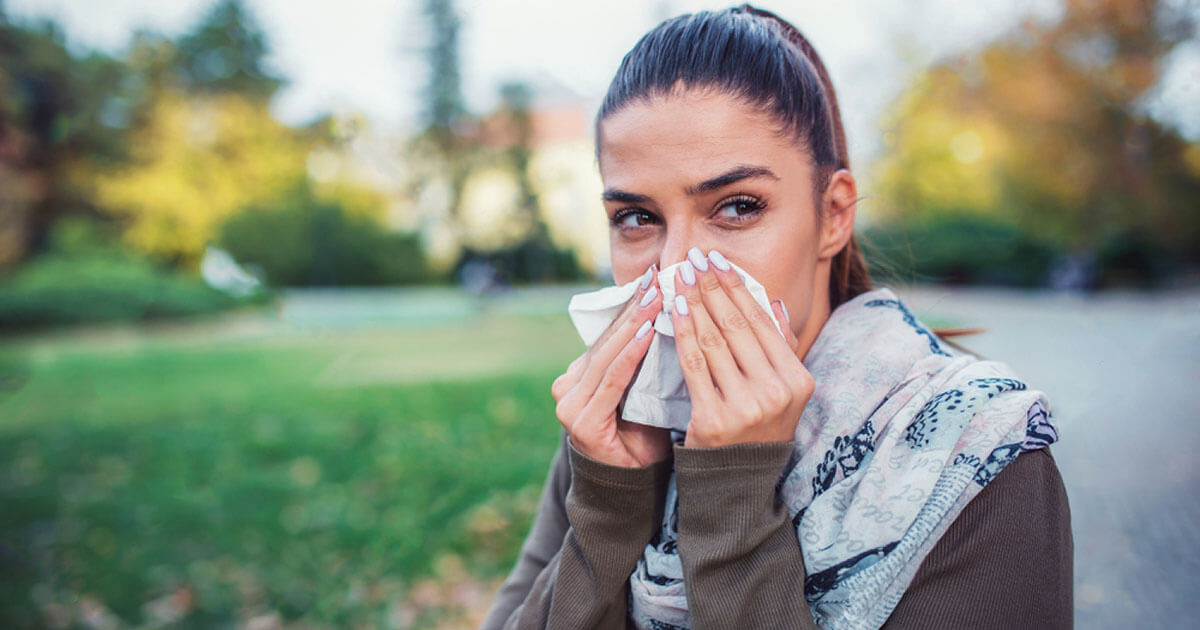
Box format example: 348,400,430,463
566,259,784,432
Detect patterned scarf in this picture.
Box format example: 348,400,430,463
627,287,1059,629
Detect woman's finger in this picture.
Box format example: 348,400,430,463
566,284,662,410
577,317,658,430
566,263,656,393
692,248,779,381
556,277,648,404
669,290,721,411
675,259,745,396
586,264,657,360
705,249,800,373
770,298,815,401
772,299,801,355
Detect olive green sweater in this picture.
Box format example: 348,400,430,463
481,434,1073,629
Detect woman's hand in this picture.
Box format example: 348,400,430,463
671,248,815,448
552,265,672,468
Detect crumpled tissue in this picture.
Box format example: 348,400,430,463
566,259,784,432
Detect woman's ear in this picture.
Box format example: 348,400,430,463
817,169,858,260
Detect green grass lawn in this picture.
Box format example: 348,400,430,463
0,310,587,628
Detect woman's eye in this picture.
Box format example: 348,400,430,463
612,210,656,229
715,197,766,221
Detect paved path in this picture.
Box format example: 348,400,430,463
896,285,1200,629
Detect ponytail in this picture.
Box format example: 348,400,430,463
739,4,873,310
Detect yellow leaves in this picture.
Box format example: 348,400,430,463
874,75,1012,222
1185,142,1200,179
310,179,389,224
93,91,311,267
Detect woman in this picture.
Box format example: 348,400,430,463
482,5,1072,629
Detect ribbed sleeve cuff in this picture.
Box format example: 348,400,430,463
673,440,795,475
673,441,796,541
566,437,674,490
563,438,673,538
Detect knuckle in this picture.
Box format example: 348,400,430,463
596,372,625,399
568,354,590,379
700,274,722,293
796,371,816,397
698,330,726,349
738,399,765,425
762,380,791,409
748,306,774,328
595,377,617,396
681,351,707,374
721,311,750,331
786,363,814,388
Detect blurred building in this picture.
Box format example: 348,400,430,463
465,74,610,277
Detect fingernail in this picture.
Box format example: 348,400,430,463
636,320,653,339
639,265,654,289
674,294,689,316
680,262,696,285
687,247,709,271
640,286,658,307
708,249,731,271
779,300,790,323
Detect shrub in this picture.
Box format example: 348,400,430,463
218,191,432,287
1092,228,1181,288
0,252,264,330
861,215,1057,287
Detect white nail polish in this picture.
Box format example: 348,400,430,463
640,286,658,307
780,300,790,323
639,265,653,289
636,320,653,339
674,294,689,316
708,249,731,271
687,247,709,271
680,262,696,285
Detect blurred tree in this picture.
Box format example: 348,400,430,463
170,0,283,100
92,91,313,268
408,0,476,256
874,0,1200,285
0,0,282,273
496,80,582,283
498,81,553,282
90,0,391,271
0,14,138,271
421,0,467,150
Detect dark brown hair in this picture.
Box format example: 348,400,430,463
594,3,873,311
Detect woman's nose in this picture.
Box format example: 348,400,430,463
659,226,699,274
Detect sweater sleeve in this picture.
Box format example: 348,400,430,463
480,432,673,630
882,447,1073,629
673,441,820,630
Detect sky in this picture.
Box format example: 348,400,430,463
6,0,1197,165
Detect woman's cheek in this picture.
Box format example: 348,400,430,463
610,246,659,286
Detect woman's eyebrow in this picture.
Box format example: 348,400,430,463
601,190,652,204
601,165,779,204
685,165,779,195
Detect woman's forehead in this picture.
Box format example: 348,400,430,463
597,91,810,192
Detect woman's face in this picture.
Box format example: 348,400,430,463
597,87,857,350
